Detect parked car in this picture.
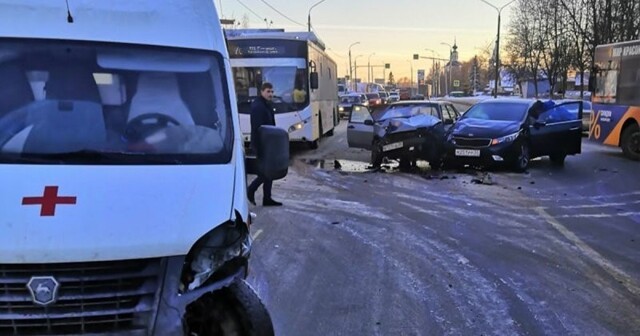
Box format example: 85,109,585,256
338,93,368,119
443,99,583,172
347,100,461,170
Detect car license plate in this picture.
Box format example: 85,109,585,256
383,142,403,152
455,149,481,157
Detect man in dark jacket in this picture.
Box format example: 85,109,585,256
247,82,282,206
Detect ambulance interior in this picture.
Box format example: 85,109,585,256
0,41,233,163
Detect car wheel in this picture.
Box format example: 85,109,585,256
326,128,334,137
621,124,640,161
549,153,566,166
512,142,530,172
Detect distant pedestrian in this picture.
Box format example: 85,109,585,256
247,82,283,207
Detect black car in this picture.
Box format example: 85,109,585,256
347,101,461,169
338,93,368,119
444,99,583,172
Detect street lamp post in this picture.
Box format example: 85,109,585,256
406,60,414,95
367,52,376,83
440,42,453,96
480,0,517,98
425,48,438,97
354,55,363,90
308,0,327,32
348,42,360,91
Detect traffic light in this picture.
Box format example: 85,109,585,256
413,54,419,60
385,63,390,69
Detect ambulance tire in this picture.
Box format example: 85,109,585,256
621,123,640,161
227,280,274,336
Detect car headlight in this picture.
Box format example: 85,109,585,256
180,212,251,293
491,131,521,145
288,121,304,133
338,106,344,112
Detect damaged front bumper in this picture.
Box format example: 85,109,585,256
152,255,248,335
374,130,443,162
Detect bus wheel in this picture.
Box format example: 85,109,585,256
326,128,334,136
621,124,640,161
308,140,319,149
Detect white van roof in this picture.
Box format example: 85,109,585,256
0,0,223,51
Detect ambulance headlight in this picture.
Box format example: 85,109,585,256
180,211,251,293
338,106,344,112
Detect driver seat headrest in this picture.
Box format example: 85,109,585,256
128,73,195,126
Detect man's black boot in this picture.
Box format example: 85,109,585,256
247,191,256,206
263,198,282,207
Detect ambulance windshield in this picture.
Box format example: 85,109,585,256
0,39,233,164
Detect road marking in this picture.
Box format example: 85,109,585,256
251,229,264,241
535,207,640,297
559,200,640,209
558,211,640,219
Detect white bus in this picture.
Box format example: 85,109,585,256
227,30,339,149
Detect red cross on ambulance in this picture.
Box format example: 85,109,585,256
22,186,77,216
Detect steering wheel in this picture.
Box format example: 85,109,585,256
124,113,180,142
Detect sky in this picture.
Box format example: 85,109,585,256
217,0,516,81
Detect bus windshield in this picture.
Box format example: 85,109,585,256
234,66,309,114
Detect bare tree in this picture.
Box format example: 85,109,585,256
508,0,545,97
504,37,530,96
539,0,573,96
507,0,640,97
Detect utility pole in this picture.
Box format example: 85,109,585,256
348,42,360,91
367,53,376,84
480,0,516,98
471,55,478,95
308,0,326,32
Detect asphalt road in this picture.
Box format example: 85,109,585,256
247,122,640,336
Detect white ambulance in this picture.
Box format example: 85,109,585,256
0,0,282,334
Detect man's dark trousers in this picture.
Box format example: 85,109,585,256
248,175,272,201
248,95,276,204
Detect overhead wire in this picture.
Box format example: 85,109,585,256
258,0,306,27
235,0,266,22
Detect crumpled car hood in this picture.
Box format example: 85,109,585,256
376,114,441,135
451,118,521,138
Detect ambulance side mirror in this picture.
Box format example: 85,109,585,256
250,125,289,180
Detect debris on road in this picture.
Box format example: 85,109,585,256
471,173,494,185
